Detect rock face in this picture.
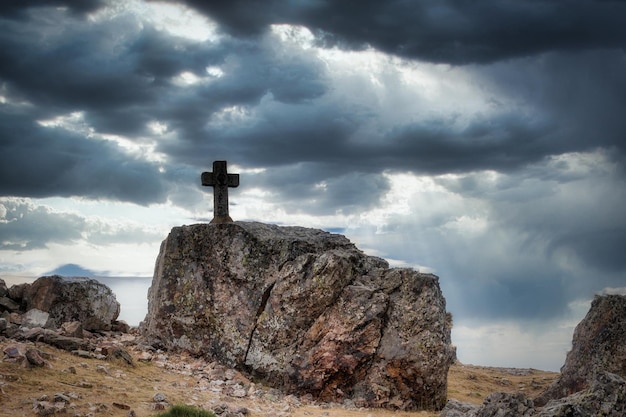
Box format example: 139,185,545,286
20,276,121,331
535,294,626,406
439,294,626,417
140,222,456,410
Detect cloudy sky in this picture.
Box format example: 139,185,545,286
1,0,625,371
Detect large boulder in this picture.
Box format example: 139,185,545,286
439,373,626,417
535,294,626,406
140,222,455,410
537,372,626,417
22,276,120,331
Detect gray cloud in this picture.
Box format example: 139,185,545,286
0,0,624,335
0,111,167,204
181,0,626,64
0,199,85,250
0,198,164,250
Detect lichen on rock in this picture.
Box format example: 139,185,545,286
140,221,456,410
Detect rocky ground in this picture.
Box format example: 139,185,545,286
0,330,558,417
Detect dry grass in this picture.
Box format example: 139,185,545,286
0,339,558,417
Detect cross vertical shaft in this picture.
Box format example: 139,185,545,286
201,160,240,224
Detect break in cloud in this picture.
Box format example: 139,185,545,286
1,0,625,369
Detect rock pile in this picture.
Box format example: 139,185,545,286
1,275,131,365
1,275,122,332
140,221,456,410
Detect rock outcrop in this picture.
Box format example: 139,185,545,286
140,222,456,410
439,294,626,417
535,294,626,406
0,276,121,332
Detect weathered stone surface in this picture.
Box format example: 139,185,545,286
0,278,7,297
22,275,120,331
0,295,20,312
7,282,29,304
22,308,51,328
61,321,84,338
439,399,479,417
22,327,91,351
141,222,455,410
535,294,626,406
440,392,534,417
537,372,626,417
25,348,48,367
476,392,534,417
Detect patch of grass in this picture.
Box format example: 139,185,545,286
154,404,216,417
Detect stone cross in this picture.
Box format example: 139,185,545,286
201,160,239,224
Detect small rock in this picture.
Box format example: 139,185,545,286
54,393,71,403
113,402,131,410
112,320,130,333
96,365,109,375
100,345,134,366
230,388,247,398
25,348,47,367
61,321,83,338
153,392,167,403
153,402,167,410
33,400,66,415
72,350,92,358
3,344,24,359
77,380,93,388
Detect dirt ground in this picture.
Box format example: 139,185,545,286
0,337,558,417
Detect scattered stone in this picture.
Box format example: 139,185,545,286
72,350,92,358
96,364,109,375
439,399,480,417
22,309,51,328
137,351,153,362
153,392,167,403
53,393,71,403
0,296,20,313
153,402,167,411
60,321,83,338
8,312,21,325
112,320,130,333
100,344,134,366
25,348,47,367
33,400,65,415
113,402,131,410
3,343,24,359
23,327,91,351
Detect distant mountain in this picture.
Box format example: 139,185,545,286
46,263,96,277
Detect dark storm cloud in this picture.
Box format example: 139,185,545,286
181,0,626,64
0,0,104,18
0,110,167,204
0,1,623,226
0,8,229,137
